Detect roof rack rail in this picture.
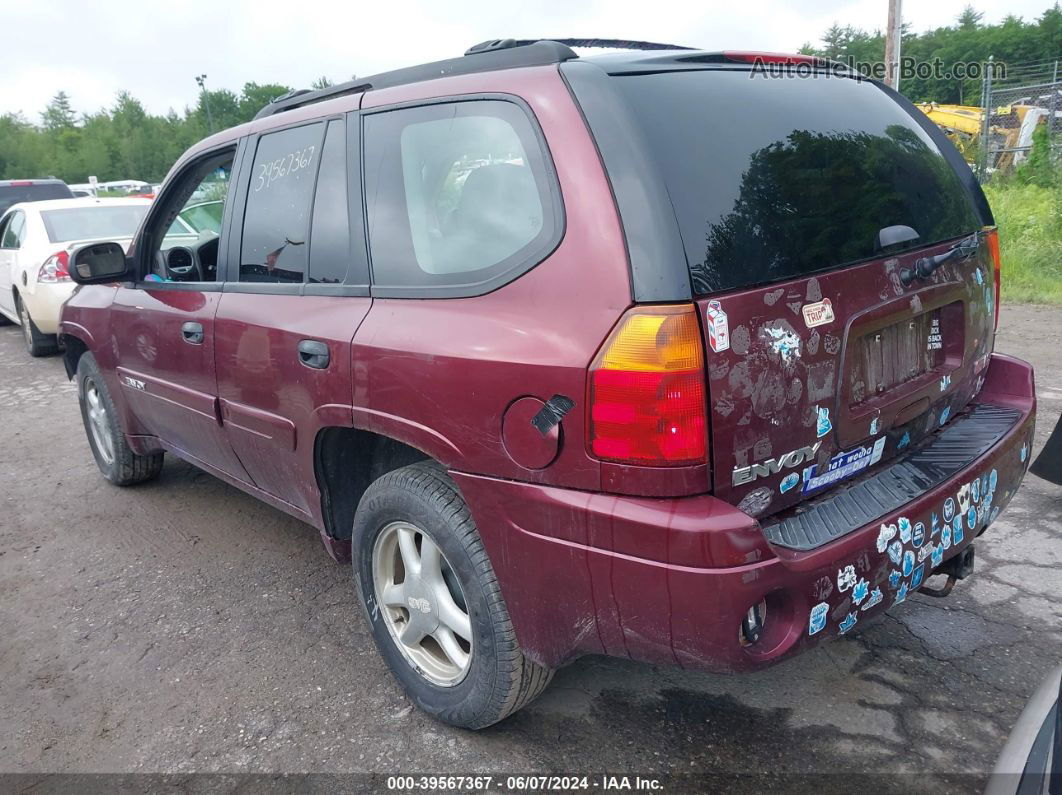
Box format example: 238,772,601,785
256,40,581,121
466,38,695,56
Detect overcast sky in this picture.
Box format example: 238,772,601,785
4,0,1057,119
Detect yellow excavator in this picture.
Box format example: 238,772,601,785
916,101,1049,171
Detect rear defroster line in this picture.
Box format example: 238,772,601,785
761,403,1023,550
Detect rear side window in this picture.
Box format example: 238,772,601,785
1,211,25,248
611,71,981,294
363,99,559,296
308,120,349,284
240,122,324,284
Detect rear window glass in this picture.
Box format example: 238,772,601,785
613,71,981,293
0,183,73,215
41,204,149,243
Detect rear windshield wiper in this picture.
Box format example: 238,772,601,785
900,231,982,286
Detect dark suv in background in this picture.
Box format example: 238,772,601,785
59,39,1036,728
0,178,73,214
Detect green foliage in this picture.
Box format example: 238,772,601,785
804,4,1062,105
1015,122,1057,186
0,79,315,183
985,180,1062,303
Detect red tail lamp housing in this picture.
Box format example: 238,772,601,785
588,304,708,466
984,227,1001,329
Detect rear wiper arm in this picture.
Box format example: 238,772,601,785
900,231,982,286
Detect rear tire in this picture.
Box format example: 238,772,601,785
17,296,58,357
76,352,164,486
352,462,552,729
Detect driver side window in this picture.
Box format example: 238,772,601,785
145,148,235,283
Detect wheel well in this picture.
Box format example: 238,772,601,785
315,427,430,541
61,334,89,380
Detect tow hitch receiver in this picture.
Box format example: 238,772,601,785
919,545,976,598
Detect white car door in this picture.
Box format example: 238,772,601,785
0,210,25,322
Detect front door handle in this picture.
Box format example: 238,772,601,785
298,339,330,369
181,321,204,345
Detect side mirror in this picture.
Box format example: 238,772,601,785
69,241,132,285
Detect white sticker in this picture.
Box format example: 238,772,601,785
927,317,943,350
802,298,835,328
706,300,730,353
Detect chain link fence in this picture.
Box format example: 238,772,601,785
978,58,1062,182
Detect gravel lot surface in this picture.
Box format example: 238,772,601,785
1,303,1060,792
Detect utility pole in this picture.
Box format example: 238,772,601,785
885,0,903,90
195,74,214,133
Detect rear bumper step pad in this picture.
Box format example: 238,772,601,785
761,403,1022,551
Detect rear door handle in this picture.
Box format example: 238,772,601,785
181,321,204,345
298,339,330,369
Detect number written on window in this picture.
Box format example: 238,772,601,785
254,145,316,192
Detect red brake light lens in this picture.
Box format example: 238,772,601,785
588,305,707,465
38,250,71,283
984,227,1001,329
723,51,828,66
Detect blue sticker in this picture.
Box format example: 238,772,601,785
942,524,952,550
1021,444,1028,463
953,517,965,545
780,472,800,493
989,468,998,492
990,507,1000,524
911,563,925,590
975,267,984,285
931,513,940,535
982,473,990,494
888,540,903,565
839,612,858,634
888,570,901,590
802,437,886,494
972,478,980,504
940,406,951,426
898,516,912,543
902,550,915,577
898,431,911,450
931,544,944,567
943,498,955,523
912,522,925,548
870,417,880,436
940,374,951,392
895,581,909,604
816,406,833,438
809,602,829,635
967,505,977,530
852,579,869,605
862,588,883,611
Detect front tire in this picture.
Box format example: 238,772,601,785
353,462,552,729
17,296,59,357
76,352,164,486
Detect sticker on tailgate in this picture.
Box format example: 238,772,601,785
802,436,886,494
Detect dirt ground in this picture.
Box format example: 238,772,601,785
1,303,1060,792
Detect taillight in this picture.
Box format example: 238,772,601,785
984,227,1001,329
38,250,71,283
588,304,707,465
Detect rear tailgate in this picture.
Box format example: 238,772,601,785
700,240,996,520
596,64,996,523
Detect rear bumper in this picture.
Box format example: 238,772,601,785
453,353,1035,672
21,282,75,335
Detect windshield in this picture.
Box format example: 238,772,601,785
0,184,73,215
40,204,149,243
612,70,982,294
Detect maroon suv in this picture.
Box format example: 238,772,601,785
60,39,1036,729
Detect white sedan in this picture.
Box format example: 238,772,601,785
0,198,152,356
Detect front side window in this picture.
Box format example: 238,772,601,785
240,123,325,284
144,148,235,283
363,99,558,295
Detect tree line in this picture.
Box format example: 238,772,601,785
1,5,1060,184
